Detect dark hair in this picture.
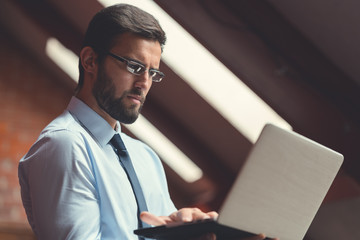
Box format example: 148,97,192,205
76,4,166,93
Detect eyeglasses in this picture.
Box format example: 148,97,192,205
107,52,165,82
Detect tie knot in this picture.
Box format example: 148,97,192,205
110,134,127,152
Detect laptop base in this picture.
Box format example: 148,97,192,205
134,219,271,240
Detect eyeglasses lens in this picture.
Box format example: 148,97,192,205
125,58,164,82
150,71,164,82
127,62,145,74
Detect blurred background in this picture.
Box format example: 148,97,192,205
0,0,359,239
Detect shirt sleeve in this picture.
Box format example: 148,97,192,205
19,130,101,240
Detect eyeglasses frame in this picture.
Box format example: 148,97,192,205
107,52,164,82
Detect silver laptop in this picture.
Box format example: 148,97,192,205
135,124,343,240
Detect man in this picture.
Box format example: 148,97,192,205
18,4,271,240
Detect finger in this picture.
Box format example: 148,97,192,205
170,208,200,222
191,210,212,220
171,208,213,222
169,208,192,222
140,211,171,226
206,211,219,220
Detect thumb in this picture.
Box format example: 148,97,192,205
140,211,170,226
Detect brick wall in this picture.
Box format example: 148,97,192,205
0,29,73,238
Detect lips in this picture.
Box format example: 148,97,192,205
127,94,144,104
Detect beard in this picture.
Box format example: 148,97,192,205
92,65,145,124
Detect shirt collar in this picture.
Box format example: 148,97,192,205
67,96,120,147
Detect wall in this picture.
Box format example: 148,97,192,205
0,28,73,238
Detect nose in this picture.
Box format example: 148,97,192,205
134,71,152,90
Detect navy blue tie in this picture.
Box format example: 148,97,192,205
110,134,150,233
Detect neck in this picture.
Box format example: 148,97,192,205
75,91,117,129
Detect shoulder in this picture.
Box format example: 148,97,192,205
38,129,86,152
41,110,83,136
21,112,92,168
36,113,87,152
22,129,86,166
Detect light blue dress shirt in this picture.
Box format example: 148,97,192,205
18,97,177,240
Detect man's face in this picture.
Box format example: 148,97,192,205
92,33,162,124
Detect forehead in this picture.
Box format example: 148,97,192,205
109,33,161,57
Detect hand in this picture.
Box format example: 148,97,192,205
140,208,218,226
140,209,278,240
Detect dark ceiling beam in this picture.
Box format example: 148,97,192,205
13,0,83,55
0,0,76,91
222,0,360,127
220,0,360,182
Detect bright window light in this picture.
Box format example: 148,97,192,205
46,37,79,82
98,0,292,143
124,115,203,182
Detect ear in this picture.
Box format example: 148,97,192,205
80,46,98,75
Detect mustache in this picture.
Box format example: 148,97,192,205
125,88,146,103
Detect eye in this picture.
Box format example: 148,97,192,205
127,61,146,74
149,71,157,78
150,70,165,82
